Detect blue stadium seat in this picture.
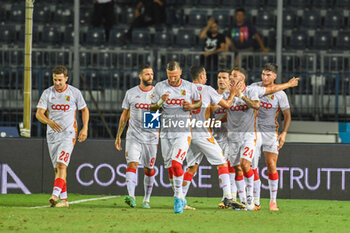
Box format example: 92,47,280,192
33,5,51,23
166,8,185,26
79,51,91,67
10,50,24,66
0,24,16,43
49,51,69,66
154,30,173,47
288,31,308,50
198,0,220,6
256,11,275,29
80,7,93,25
335,31,350,50
324,55,344,72
0,6,7,22
324,11,344,29
9,5,24,23
311,31,332,50
98,52,112,67
131,28,151,45
335,0,350,8
53,6,73,24
109,28,128,46
86,28,105,46
188,10,207,27
301,10,321,29
221,0,242,7
175,29,196,47
42,26,60,45
283,11,297,29
120,7,134,24
212,10,230,28
32,51,45,67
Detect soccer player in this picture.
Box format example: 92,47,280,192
211,70,238,204
36,65,89,207
226,67,298,210
150,61,202,214
251,63,292,211
115,65,159,209
182,67,245,210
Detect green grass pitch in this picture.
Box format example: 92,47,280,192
1,194,349,233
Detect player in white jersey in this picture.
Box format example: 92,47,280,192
251,63,292,211
181,66,245,210
150,61,202,214
36,66,89,207
115,65,159,209
211,70,238,205
226,67,298,210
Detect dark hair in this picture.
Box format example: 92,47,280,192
235,8,245,14
190,65,204,80
262,63,278,74
166,61,181,71
138,64,152,74
218,69,231,75
231,67,247,78
52,65,68,76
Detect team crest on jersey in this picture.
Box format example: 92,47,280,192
181,90,186,96
197,86,202,91
65,96,70,101
269,95,274,100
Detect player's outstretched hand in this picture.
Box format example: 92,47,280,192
278,132,287,149
288,77,299,87
78,127,88,142
182,100,193,111
115,137,122,151
48,120,63,133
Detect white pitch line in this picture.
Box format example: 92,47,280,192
30,195,118,209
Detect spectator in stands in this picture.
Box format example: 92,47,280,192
226,8,269,66
199,17,228,77
124,0,166,42
92,0,116,42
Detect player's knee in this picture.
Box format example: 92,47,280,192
56,162,66,170
187,164,198,175
127,162,138,170
241,160,251,171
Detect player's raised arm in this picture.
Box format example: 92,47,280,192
115,109,130,151
78,106,89,142
264,77,299,95
35,108,63,132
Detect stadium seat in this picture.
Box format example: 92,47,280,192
212,10,230,28
9,50,24,66
98,52,112,67
49,51,69,66
323,11,344,29
175,29,196,47
131,29,151,45
79,51,91,67
109,28,128,46
188,10,207,27
0,24,16,43
120,7,134,24
166,7,185,26
9,5,24,23
53,6,73,24
80,7,93,25
324,55,344,72
311,31,332,50
301,10,322,29
154,30,172,47
288,30,308,50
288,0,311,8
198,0,220,7
283,11,297,29
245,0,263,8
221,0,242,7
42,26,60,45
33,5,51,24
256,11,275,29
86,28,105,46
335,31,350,50
266,0,278,7
312,0,333,9
0,6,7,22
335,0,350,8
32,50,45,67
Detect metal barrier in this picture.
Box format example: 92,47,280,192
0,49,349,138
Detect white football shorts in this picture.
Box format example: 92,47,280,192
161,136,191,168
48,138,75,168
125,139,158,169
227,132,257,166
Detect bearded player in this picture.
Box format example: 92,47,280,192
115,65,159,209
36,65,89,207
150,61,202,214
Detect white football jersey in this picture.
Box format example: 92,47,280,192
37,85,87,142
151,79,201,139
122,85,159,144
212,90,229,142
191,83,222,139
224,85,266,140
251,82,290,128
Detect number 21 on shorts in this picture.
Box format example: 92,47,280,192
59,151,70,163
243,147,253,159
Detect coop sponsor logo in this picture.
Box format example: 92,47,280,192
51,104,70,112
0,164,31,194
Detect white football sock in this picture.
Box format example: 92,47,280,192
143,174,155,202
126,171,137,198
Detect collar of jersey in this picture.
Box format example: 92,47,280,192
168,79,182,87
138,85,153,92
54,84,68,93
